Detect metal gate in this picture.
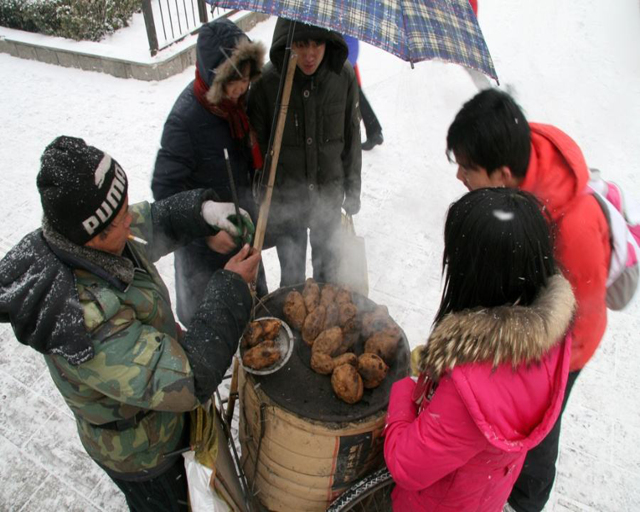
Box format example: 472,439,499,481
141,0,238,56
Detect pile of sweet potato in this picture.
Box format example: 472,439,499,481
283,278,401,404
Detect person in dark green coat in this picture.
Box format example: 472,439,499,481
248,18,362,287
0,136,260,511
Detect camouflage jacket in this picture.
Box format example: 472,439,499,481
0,190,253,480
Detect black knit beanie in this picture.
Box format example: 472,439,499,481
37,136,128,245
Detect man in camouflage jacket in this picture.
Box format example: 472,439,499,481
0,136,260,510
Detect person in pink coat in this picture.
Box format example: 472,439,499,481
384,188,575,512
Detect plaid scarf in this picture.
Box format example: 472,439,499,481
194,68,264,171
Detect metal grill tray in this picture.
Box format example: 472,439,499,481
250,284,410,423
239,317,294,376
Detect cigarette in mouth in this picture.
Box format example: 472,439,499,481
127,235,148,245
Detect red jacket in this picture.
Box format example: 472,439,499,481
385,275,574,511
521,123,610,370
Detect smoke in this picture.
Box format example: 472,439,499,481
261,191,369,292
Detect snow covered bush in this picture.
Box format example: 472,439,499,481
0,0,141,41
0,0,59,35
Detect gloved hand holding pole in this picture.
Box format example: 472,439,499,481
201,201,254,245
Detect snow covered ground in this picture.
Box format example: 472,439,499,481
1,1,640,510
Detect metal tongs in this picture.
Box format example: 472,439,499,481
224,148,273,316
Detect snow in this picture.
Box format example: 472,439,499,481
0,4,238,62
1,0,640,510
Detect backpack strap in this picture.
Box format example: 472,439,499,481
590,191,614,274
588,184,639,310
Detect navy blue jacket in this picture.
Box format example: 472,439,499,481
151,84,254,210
152,19,258,211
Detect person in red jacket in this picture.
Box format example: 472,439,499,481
445,89,611,512
385,187,575,511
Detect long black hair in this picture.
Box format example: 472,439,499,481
434,188,557,324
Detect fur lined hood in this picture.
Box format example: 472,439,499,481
196,18,265,105
419,274,575,379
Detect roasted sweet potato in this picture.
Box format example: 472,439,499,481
320,284,338,307
310,352,335,375
334,317,361,356
311,351,357,375
335,287,353,305
242,340,280,370
302,305,326,345
364,332,400,364
361,305,390,338
260,319,282,341
333,353,358,368
331,364,364,404
380,319,401,341
311,326,343,356
302,278,320,313
361,306,401,346
242,321,263,348
283,290,306,331
357,353,389,389
338,302,358,327
323,302,340,330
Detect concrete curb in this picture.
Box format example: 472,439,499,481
0,11,269,81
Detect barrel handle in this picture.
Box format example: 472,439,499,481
251,402,269,494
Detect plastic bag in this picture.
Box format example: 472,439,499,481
337,213,369,296
183,450,231,512
187,402,248,512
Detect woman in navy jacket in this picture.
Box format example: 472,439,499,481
152,18,266,324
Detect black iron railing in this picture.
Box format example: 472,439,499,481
141,0,238,56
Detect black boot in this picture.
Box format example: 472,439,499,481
362,132,383,151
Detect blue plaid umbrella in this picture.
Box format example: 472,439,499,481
211,0,498,81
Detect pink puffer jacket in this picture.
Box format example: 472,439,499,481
384,275,575,512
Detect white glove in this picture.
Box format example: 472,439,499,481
201,201,255,245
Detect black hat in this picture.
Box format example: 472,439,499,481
37,136,128,245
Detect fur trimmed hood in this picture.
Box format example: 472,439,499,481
196,18,265,105
206,38,265,105
419,274,575,379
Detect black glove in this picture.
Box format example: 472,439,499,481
343,195,361,216
180,270,252,402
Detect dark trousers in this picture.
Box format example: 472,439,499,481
359,87,382,138
508,369,581,512
175,241,268,326
111,459,189,512
274,210,342,288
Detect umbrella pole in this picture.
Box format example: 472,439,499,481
252,22,298,252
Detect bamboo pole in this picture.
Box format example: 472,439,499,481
225,357,240,427
252,50,298,252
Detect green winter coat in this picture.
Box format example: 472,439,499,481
248,18,362,232
0,190,253,480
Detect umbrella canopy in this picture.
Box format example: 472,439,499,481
211,0,498,81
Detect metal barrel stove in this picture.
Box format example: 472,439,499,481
239,284,410,511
